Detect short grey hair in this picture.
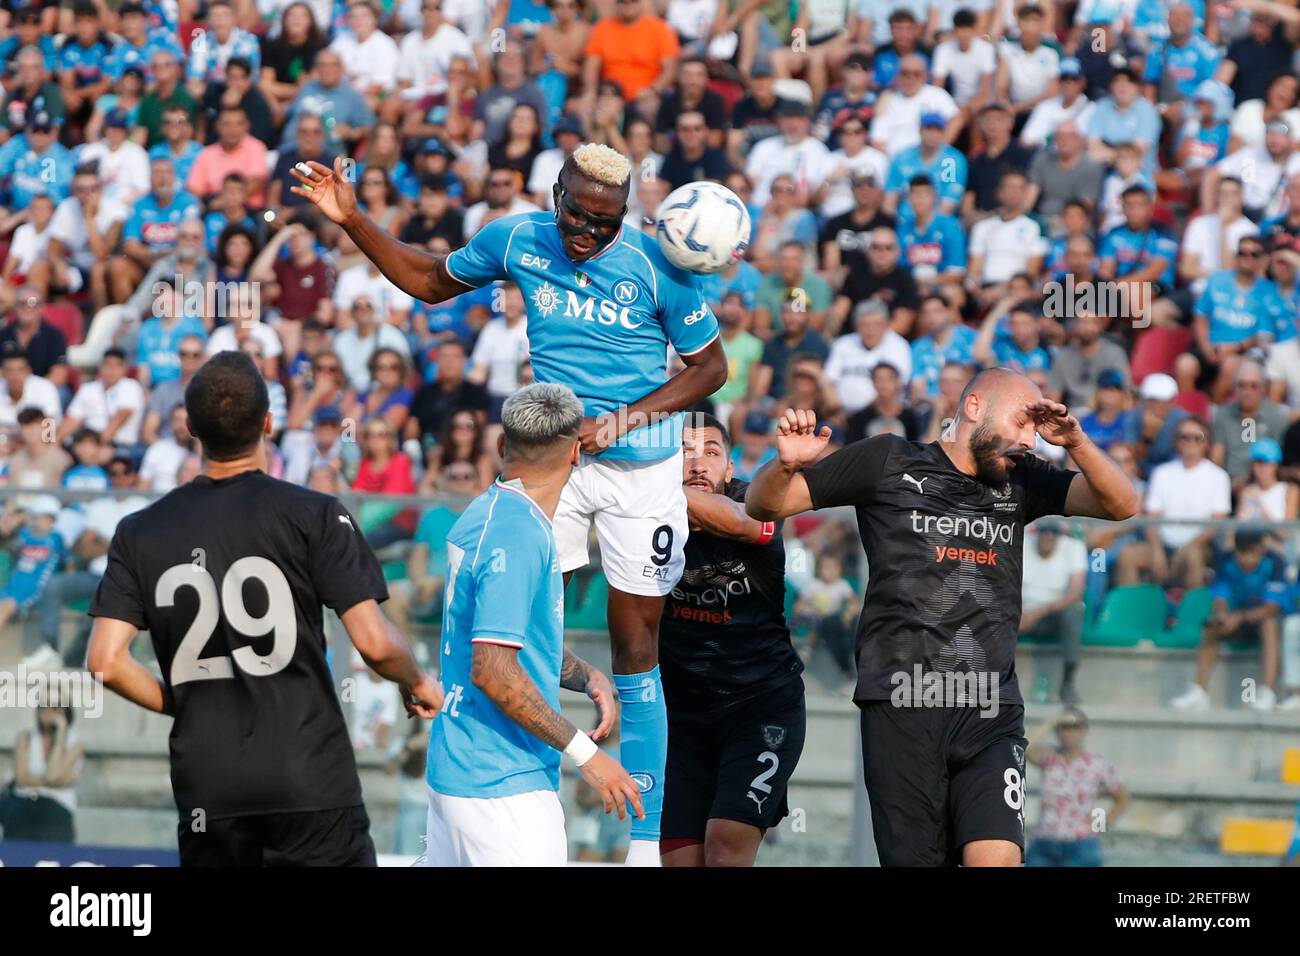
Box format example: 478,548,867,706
854,299,889,322
501,383,584,455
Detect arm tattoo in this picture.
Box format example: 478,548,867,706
473,643,578,751
559,647,590,692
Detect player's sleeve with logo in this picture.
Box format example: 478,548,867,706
802,434,899,509
307,498,389,614
442,215,517,288
1017,452,1077,523
469,520,547,648
660,265,719,356
88,517,147,630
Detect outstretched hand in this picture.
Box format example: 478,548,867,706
289,157,359,226
774,407,832,469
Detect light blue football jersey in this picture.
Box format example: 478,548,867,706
445,213,720,461
426,479,567,798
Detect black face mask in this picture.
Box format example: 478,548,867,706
553,182,624,253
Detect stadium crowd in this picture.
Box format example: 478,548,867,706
1,0,1300,718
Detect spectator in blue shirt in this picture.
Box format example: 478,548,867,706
885,114,967,218
1098,185,1179,295
113,157,201,304
897,176,967,294
104,2,186,82
975,296,1052,374
136,278,208,389
0,111,73,209
148,105,203,186
910,292,976,399
1143,2,1221,121
1193,236,1284,380
1078,369,1138,451
57,4,116,120
185,0,262,95
1086,66,1162,176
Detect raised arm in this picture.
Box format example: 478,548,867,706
745,408,832,521
1030,399,1141,520
290,158,473,304
685,488,772,542
472,642,643,819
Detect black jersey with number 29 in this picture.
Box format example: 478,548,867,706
802,435,1074,705
89,471,388,820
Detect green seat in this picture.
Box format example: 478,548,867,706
69,598,91,614
1156,587,1214,649
382,561,408,584
565,570,608,631
1083,583,1167,647
0,550,11,588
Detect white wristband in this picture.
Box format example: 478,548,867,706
564,730,599,767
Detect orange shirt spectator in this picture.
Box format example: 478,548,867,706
585,4,680,102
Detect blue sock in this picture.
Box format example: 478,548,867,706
614,667,666,841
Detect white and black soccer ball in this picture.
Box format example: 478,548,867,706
655,181,751,274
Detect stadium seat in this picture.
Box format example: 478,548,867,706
1155,587,1213,649
564,570,608,631
42,301,85,347
1220,818,1294,856
1130,326,1192,383
382,561,407,584
1082,584,1167,647
1283,748,1300,786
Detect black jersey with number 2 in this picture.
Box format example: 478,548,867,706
802,435,1074,705
90,470,388,820
660,479,803,709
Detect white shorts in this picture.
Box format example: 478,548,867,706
422,786,567,866
554,449,688,597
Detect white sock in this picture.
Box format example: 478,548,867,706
624,839,661,867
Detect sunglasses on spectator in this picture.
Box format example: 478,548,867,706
180,349,204,358
316,362,340,372
375,361,402,372
447,469,476,481
1177,432,1207,442
1238,248,1265,258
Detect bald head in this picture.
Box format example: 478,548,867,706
953,368,1045,484
958,368,1041,413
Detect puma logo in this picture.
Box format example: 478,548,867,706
902,474,927,494
747,791,767,813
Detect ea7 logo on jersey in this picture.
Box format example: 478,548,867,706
521,253,551,269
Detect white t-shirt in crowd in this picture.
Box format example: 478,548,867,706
7,220,53,273
1022,532,1088,611
334,324,412,392
870,85,959,157
396,22,476,97
1266,335,1300,404
334,264,416,319
825,329,913,413
77,140,151,206
1020,95,1096,148
205,322,285,359
139,437,191,493
1000,39,1060,105
1215,146,1300,216
528,147,567,209
462,196,541,237
1145,457,1232,548
932,37,997,106
819,146,890,219
470,317,530,398
1179,213,1259,296
66,377,147,445
745,134,832,205
0,374,62,428
331,29,401,93
49,194,129,271
969,213,1048,283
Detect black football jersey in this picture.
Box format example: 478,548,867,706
90,470,387,819
660,479,803,710
802,435,1075,705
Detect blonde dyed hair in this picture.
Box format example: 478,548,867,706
570,143,631,188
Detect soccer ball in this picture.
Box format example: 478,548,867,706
655,181,751,274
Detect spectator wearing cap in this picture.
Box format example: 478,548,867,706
1204,119,1300,220
581,0,680,115
825,299,912,414
328,1,399,109
134,48,197,149
995,4,1059,122
869,53,960,158
963,102,1035,219
103,2,186,84
1020,55,1095,148
0,343,60,428
932,10,996,114
79,105,151,206
1025,119,1105,225
1026,708,1129,866
35,169,126,311
1118,413,1228,589
0,111,73,215
744,98,830,207
653,56,728,153
1238,437,1298,521
1085,66,1162,175
1129,372,1188,471
1078,368,1138,452
0,285,68,391
1167,79,1233,199
401,175,465,248
526,113,585,208
1171,530,1289,711
659,109,733,191
814,111,887,220
1210,359,1293,489
812,50,876,149
0,45,65,143
974,296,1050,374
752,174,820,272
728,61,793,159
1142,2,1220,126
199,55,276,150
281,49,376,153
284,404,345,487
57,347,146,449
1048,312,1131,410
965,171,1046,304
832,225,919,335
1193,236,1285,399
883,110,966,219
818,168,896,278
896,176,966,293
187,106,270,206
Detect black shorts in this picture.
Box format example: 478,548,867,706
177,805,377,867
662,678,806,844
859,700,1027,867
